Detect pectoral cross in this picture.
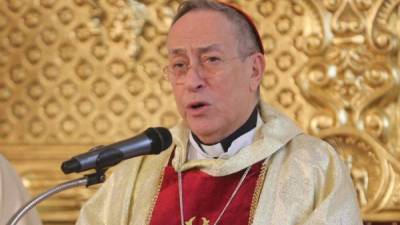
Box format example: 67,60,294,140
185,216,210,225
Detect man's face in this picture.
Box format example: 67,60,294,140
166,10,260,144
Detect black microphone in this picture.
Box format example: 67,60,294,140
61,127,172,174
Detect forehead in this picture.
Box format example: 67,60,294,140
167,10,238,54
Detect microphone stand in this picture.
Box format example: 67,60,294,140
6,169,107,225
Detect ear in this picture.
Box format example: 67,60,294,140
249,53,265,92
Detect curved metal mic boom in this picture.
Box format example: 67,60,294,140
6,170,106,225
6,127,173,225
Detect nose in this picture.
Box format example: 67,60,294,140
184,61,205,91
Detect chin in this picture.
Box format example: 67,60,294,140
189,125,221,144
189,123,211,135
190,126,212,137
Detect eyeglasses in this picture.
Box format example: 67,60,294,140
164,54,245,85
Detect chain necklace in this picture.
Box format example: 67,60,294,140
178,166,251,225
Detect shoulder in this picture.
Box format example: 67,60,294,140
269,133,348,187
284,134,341,169
265,133,355,204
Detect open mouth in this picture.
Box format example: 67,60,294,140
189,102,207,109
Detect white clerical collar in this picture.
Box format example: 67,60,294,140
187,113,262,160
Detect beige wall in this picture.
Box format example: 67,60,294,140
0,0,399,224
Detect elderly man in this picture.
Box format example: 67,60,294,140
0,154,42,225
76,0,362,224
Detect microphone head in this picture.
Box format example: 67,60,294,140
61,158,80,174
145,127,172,154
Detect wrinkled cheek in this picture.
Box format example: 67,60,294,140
172,92,185,118
175,100,185,117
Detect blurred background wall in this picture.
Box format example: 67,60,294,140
0,0,399,224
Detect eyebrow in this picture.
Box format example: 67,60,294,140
168,43,224,56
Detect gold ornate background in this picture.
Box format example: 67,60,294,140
0,0,399,224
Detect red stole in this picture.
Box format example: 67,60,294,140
149,159,263,225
